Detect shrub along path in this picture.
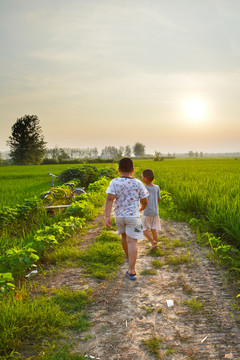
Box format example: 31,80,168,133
35,214,240,359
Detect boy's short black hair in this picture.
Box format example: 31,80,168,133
142,168,154,181
119,158,134,172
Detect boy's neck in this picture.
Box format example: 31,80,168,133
120,171,133,178
145,180,153,186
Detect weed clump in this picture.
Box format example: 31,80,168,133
183,297,203,312
140,269,157,276
165,251,192,266
152,260,163,268
142,336,163,358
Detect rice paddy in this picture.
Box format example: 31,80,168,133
0,158,239,247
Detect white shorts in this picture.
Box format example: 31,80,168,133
115,217,143,240
141,215,161,231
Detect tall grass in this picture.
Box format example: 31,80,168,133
134,158,240,247
0,286,92,358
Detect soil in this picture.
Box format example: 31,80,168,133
39,213,240,360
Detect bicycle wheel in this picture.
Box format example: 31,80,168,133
42,191,55,206
73,188,86,195
72,188,85,202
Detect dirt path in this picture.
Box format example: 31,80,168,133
42,214,240,359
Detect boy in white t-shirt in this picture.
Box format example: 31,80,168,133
105,158,148,280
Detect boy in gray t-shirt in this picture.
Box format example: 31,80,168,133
141,168,161,249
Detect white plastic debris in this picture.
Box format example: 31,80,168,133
25,270,38,278
84,355,100,360
224,353,234,359
166,299,174,307
201,335,208,343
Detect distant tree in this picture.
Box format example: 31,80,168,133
92,147,98,158
84,147,98,158
188,150,194,158
7,115,46,165
46,147,99,160
59,148,70,160
133,142,145,157
117,146,125,158
200,151,203,157
51,146,60,160
124,145,132,157
101,146,118,158
77,149,85,158
85,148,91,158
195,151,199,157
154,151,164,161
101,146,123,159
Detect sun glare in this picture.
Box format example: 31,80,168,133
185,99,207,121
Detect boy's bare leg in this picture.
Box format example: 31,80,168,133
143,229,155,246
126,235,138,274
151,229,158,245
121,233,128,260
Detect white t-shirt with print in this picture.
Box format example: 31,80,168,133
106,177,149,217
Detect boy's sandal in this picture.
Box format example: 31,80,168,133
126,271,137,281
150,244,158,250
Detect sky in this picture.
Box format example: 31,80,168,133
1,0,240,155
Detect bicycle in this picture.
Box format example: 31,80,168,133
41,172,86,206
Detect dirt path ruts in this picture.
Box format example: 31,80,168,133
37,214,240,359
70,217,240,360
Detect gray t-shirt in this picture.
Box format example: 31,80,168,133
143,184,161,217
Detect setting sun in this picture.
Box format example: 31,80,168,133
185,99,207,121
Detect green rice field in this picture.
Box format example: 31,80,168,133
0,158,240,247
135,158,240,247
0,163,113,209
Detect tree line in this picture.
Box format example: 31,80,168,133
4,115,147,165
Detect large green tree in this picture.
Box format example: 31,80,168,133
7,115,47,164
133,142,145,157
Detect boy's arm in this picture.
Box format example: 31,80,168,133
105,193,116,228
139,197,148,212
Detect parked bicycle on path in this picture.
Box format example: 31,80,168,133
41,172,86,206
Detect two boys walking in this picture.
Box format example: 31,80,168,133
105,158,161,281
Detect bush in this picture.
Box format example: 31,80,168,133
58,159,85,164
0,273,15,295
1,247,39,276
87,158,116,163
87,177,108,192
41,158,59,164
98,167,118,179
65,201,98,221
0,199,46,238
58,166,99,187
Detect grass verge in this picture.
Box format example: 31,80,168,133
79,231,125,279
